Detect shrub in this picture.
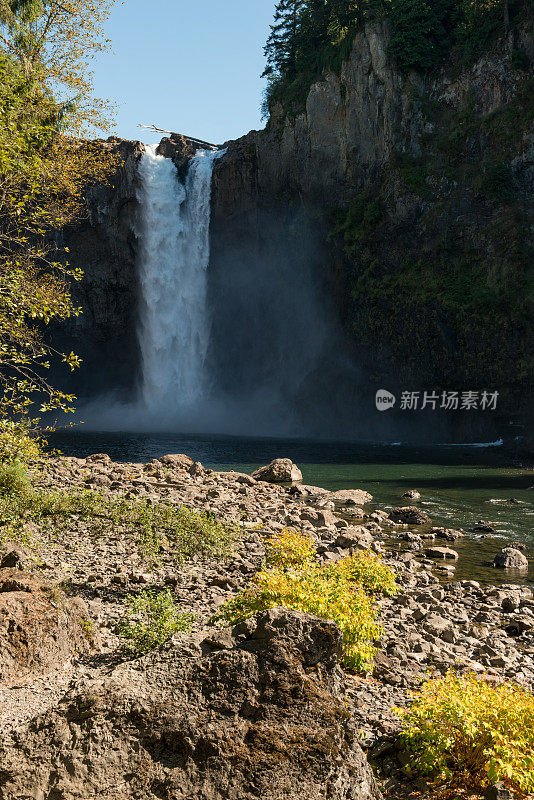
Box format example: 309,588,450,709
0,485,237,562
335,551,398,596
481,159,514,202
394,672,534,795
0,460,30,495
266,528,315,568
393,153,431,196
79,617,96,645
388,0,459,72
454,0,504,63
212,564,380,672
212,538,397,673
130,502,237,563
117,588,194,655
0,420,41,465
333,195,383,257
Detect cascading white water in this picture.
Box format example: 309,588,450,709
136,144,222,416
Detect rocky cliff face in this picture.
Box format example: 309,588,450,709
213,22,417,210
49,138,144,402
214,19,534,208
211,15,534,444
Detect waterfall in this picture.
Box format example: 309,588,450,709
136,144,222,417
83,140,348,437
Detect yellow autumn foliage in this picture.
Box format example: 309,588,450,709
266,527,316,567
395,671,534,797
212,529,397,673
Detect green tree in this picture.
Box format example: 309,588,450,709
262,0,306,80
387,0,459,71
262,0,363,114
0,0,119,451
295,0,361,73
455,0,508,62
293,0,330,73
327,0,361,40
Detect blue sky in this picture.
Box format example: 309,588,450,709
93,0,276,145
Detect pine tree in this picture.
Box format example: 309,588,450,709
326,0,360,40
261,0,361,116
304,0,330,48
388,0,459,71
262,0,306,79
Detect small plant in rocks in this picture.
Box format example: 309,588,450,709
394,671,534,797
79,617,96,645
335,551,398,597
117,588,194,655
212,535,397,674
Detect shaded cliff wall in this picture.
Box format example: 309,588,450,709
210,16,534,443
208,142,364,436
49,138,144,401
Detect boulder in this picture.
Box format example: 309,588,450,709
327,489,373,505
287,484,310,497
434,564,456,575
343,506,366,519
423,613,456,639
425,546,459,560
508,541,527,551
504,615,534,636
317,498,336,511
0,569,95,680
493,547,529,570
85,453,112,463
0,609,382,800
484,783,515,800
368,510,390,523
232,472,258,486
401,489,421,500
431,527,465,541
471,520,497,533
389,506,431,525
501,595,519,612
289,484,328,497
251,458,303,483
335,528,374,550
301,507,339,528
189,460,208,477
0,544,26,569
157,453,194,469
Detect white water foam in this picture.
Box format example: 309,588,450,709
136,145,223,417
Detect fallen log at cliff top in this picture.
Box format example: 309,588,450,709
138,123,221,150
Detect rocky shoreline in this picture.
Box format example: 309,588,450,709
0,452,532,799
